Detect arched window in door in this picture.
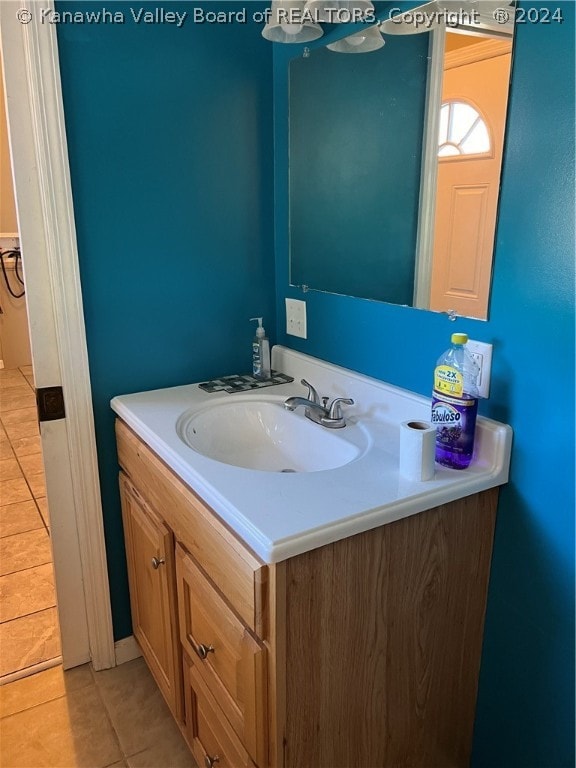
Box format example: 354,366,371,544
438,100,491,157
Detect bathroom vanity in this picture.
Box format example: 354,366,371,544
112,347,512,768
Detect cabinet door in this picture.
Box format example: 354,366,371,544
119,472,182,720
176,545,267,767
183,653,257,768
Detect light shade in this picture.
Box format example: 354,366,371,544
305,0,375,23
379,1,442,35
327,25,384,53
262,0,324,43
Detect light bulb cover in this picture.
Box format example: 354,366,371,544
327,25,384,52
305,0,375,24
379,0,445,35
262,0,324,42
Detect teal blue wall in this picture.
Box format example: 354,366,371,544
275,4,575,766
56,2,275,640
56,0,573,762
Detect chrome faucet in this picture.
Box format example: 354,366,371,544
284,379,354,429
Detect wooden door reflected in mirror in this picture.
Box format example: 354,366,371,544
429,33,513,318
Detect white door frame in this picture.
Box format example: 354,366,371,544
1,0,115,670
413,25,445,310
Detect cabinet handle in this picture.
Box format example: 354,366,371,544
151,556,165,570
195,643,215,661
204,755,219,768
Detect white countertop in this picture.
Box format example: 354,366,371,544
111,347,512,564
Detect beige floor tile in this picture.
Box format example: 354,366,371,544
0,391,36,413
0,562,56,622
17,452,44,478
0,683,122,768
94,658,180,758
0,458,23,482
0,370,26,385
126,737,195,768
0,607,61,678
0,663,93,718
0,477,32,506
36,496,50,528
0,380,32,396
3,419,39,442
0,441,14,460
0,500,45,538
34,496,50,529
0,406,38,426
12,434,42,458
26,472,46,499
0,528,52,576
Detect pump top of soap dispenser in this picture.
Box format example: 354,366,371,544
250,317,266,338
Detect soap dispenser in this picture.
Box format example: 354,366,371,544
250,317,271,380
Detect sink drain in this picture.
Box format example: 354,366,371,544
280,468,297,473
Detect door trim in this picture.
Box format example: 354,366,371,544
0,1,115,669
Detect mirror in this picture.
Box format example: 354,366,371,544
288,7,514,320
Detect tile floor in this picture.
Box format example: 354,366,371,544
0,368,196,767
0,657,196,767
0,366,61,680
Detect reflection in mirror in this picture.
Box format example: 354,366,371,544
290,34,429,306
288,9,514,320
425,30,513,319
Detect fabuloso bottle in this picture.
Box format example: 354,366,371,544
431,333,480,469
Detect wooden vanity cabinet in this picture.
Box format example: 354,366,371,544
119,473,182,721
117,420,268,766
116,419,499,768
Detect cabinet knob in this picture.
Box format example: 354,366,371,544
151,556,165,570
195,643,215,661
204,756,220,768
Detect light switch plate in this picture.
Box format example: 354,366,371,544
285,298,307,339
467,339,493,399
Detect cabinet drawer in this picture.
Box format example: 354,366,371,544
183,653,257,768
116,420,268,635
176,544,267,767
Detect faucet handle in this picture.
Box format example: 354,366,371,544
327,397,354,421
300,378,321,405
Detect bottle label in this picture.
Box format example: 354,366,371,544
431,392,478,456
434,364,464,397
252,341,261,376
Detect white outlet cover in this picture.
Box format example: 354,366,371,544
285,298,307,339
467,339,493,399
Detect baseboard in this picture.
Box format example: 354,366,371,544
114,635,142,666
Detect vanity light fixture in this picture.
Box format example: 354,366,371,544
261,0,377,44
262,0,324,43
327,25,385,53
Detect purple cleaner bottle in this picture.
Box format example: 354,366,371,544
431,333,480,469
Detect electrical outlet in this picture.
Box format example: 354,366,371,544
285,298,307,339
466,339,493,399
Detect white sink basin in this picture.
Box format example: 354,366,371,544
176,398,368,472
111,346,512,562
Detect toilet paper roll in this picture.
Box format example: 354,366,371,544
399,420,436,481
